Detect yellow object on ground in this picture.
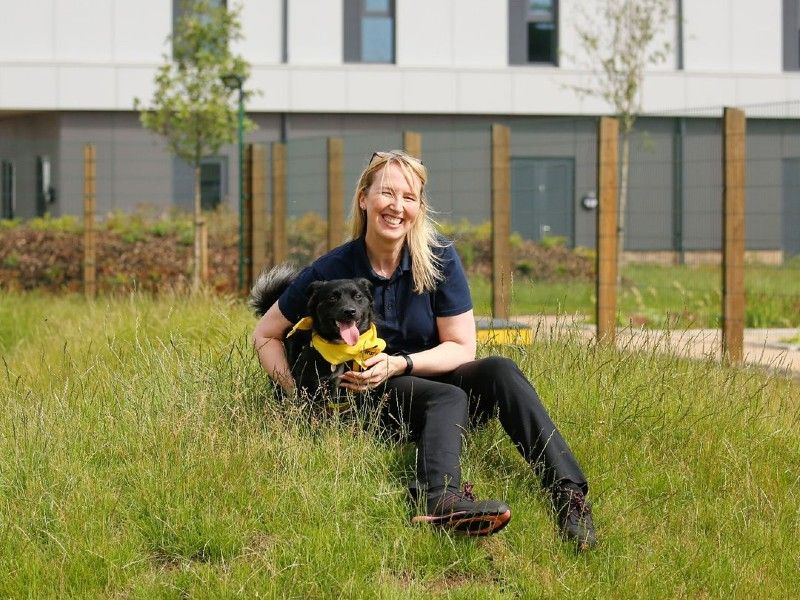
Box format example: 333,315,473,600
475,317,533,345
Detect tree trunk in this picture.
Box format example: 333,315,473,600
617,130,631,288
192,164,205,291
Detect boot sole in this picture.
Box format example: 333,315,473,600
411,509,511,537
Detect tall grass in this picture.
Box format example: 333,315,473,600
1,292,798,597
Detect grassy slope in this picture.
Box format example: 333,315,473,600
470,263,800,329
1,292,799,598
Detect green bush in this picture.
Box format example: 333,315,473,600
27,214,82,233
0,218,20,230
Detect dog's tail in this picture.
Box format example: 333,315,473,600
248,263,301,317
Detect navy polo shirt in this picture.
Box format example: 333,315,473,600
277,237,472,355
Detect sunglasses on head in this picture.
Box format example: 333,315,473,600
369,150,423,166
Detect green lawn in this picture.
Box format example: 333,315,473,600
471,262,800,328
1,291,798,597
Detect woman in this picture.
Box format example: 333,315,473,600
252,150,596,548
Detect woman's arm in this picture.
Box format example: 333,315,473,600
340,309,476,390
404,309,477,376
252,301,296,393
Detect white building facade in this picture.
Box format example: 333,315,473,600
1,0,799,256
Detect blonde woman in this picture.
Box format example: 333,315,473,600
252,150,596,548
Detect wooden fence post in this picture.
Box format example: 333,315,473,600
247,143,268,286
403,131,422,159
83,144,96,299
491,124,511,320
327,138,345,252
271,142,287,266
199,221,208,284
722,107,746,364
596,117,619,344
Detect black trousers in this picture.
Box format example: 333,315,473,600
378,356,587,496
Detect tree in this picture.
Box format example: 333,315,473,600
572,0,673,280
136,0,253,290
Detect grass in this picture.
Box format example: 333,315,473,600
470,262,800,328
1,291,799,597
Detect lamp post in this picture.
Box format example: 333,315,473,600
222,73,245,291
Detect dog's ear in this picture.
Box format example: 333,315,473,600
355,278,374,300
306,281,324,312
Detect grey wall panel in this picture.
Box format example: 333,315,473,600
421,126,491,224
286,137,326,217
682,119,722,250
746,120,783,249
61,112,175,216
0,114,60,219
625,118,674,250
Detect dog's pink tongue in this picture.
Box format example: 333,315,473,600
338,321,360,346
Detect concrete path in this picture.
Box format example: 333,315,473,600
511,315,800,378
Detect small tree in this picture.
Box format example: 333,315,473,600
136,0,253,290
572,0,673,280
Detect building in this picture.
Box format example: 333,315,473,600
1,0,799,258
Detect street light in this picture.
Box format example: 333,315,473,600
221,73,246,291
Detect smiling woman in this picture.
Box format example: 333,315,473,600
251,149,596,548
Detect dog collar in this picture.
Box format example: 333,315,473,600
287,317,387,370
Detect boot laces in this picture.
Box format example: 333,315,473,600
461,482,476,502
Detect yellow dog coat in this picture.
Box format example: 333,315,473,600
287,316,386,371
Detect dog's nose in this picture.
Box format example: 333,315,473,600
342,308,357,319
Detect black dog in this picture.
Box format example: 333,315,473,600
250,264,383,399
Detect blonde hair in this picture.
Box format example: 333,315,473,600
349,150,445,293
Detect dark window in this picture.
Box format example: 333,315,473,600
509,0,558,65
784,0,800,70
200,156,227,210
344,0,395,64
526,1,557,63
1,160,14,220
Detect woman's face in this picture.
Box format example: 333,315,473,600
359,162,422,245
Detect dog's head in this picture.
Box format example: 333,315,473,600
306,278,374,346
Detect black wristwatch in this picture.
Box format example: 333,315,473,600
399,353,414,375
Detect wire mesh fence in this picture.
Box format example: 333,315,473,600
1,108,798,348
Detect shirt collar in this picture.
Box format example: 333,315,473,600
356,236,411,281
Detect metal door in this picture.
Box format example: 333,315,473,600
784,158,800,257
511,157,574,244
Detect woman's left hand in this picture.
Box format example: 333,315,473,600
339,353,404,391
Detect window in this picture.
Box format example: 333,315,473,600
200,156,227,210
36,156,54,217
784,0,800,70
1,160,14,219
509,0,558,65
172,0,228,58
344,0,395,64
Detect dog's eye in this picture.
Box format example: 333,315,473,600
353,292,362,300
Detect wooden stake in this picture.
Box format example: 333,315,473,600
597,117,619,344
491,124,511,320
198,218,208,284
327,138,345,251
403,131,422,160
83,144,96,299
248,143,268,286
271,142,287,266
722,107,746,364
